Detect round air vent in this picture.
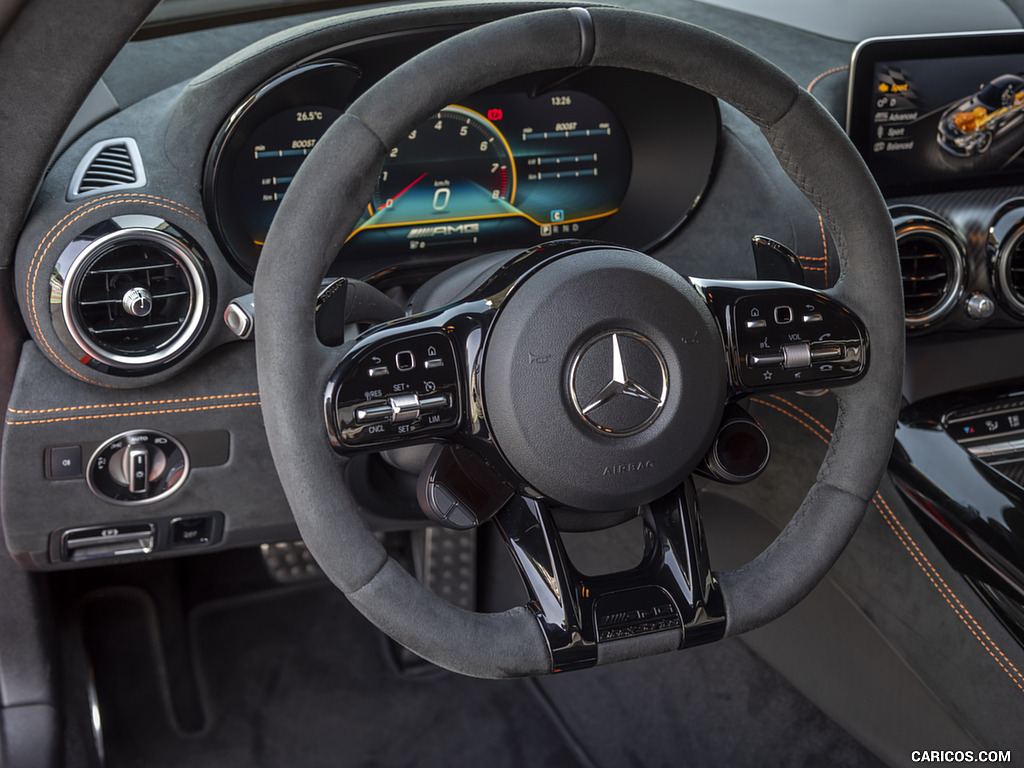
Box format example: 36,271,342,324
892,209,966,330
51,216,212,374
992,212,1024,316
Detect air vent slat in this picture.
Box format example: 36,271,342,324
89,321,184,335
78,290,190,307
54,219,210,375
87,157,133,168
894,214,964,329
63,229,206,369
86,263,177,275
68,138,146,200
81,169,135,183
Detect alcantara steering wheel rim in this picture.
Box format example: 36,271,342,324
254,6,904,678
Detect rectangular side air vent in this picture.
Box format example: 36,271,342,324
67,137,147,201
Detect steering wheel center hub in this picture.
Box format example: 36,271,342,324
481,246,727,512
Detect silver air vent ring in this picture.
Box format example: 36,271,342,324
990,203,1024,318
50,215,213,374
891,207,967,330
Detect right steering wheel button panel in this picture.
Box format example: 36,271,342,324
732,291,866,389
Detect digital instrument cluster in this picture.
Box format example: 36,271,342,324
205,56,719,280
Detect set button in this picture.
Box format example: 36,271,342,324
333,331,461,448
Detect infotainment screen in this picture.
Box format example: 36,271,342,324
847,31,1024,194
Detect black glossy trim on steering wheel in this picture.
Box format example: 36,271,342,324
255,6,903,677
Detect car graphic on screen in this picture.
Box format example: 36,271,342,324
938,73,1024,156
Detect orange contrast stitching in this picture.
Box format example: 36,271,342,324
767,394,832,436
872,494,1024,692
807,65,849,94
26,194,206,387
7,392,260,416
754,395,1024,694
5,400,260,426
818,213,829,285
750,398,830,444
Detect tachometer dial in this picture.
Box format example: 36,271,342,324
368,106,516,224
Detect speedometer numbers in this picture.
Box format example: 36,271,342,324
206,63,633,273
367,106,516,229
345,91,630,256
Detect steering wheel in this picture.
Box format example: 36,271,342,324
254,7,903,678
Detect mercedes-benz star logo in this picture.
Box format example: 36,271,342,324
568,330,668,436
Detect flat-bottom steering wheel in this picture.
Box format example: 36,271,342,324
254,7,904,678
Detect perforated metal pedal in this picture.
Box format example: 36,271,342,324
417,526,476,611
260,541,324,584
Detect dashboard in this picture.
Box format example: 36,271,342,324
205,36,718,281
7,2,1024,761
5,2,1024,604
2,4,734,571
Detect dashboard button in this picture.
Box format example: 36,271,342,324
49,446,83,479
170,515,213,547
774,306,793,324
747,353,785,367
49,448,82,479
395,351,415,371
353,402,392,424
781,343,812,369
389,393,421,423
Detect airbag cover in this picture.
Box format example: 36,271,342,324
482,247,726,511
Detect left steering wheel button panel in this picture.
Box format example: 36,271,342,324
330,332,461,448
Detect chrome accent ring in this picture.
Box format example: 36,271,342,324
59,227,209,369
85,429,191,506
893,214,966,329
994,222,1024,317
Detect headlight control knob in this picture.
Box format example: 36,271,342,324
87,430,189,505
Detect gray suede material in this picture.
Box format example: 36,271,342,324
596,627,681,666
2,341,296,568
163,1,599,180
0,0,158,269
255,114,390,595
346,559,551,678
258,6,902,671
11,2,598,390
666,104,837,288
13,184,248,389
347,9,583,150
728,393,1024,753
581,6,903,635
588,7,799,127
